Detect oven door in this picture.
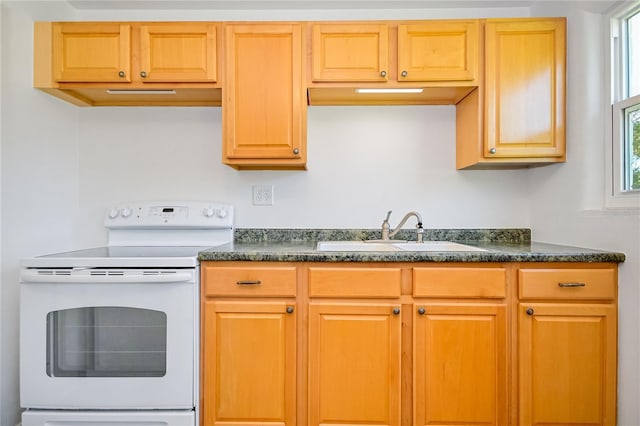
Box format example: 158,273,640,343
20,268,196,409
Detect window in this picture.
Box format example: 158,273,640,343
608,3,640,208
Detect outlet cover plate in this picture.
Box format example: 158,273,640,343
252,185,274,206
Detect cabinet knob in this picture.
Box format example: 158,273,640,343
293,148,300,155
392,307,400,315
380,70,387,78
417,307,426,315
118,71,125,78
489,148,497,154
140,71,147,78
401,70,408,77
286,306,294,314
526,308,534,316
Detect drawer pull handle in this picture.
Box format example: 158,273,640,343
417,307,426,315
236,280,262,285
558,282,586,288
286,306,294,314
526,308,534,316
392,307,400,315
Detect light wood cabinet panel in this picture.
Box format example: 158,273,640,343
52,22,131,83
308,267,402,298
413,266,506,298
202,265,297,297
202,300,296,426
397,21,478,83
485,19,565,159
139,23,217,82
414,303,508,426
518,303,617,426
308,303,401,426
457,17,566,169
519,268,616,300
311,24,388,82
223,23,306,170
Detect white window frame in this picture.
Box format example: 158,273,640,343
605,2,640,209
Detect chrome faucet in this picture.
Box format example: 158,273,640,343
381,210,424,243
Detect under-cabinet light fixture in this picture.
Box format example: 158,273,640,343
355,88,424,94
106,90,177,95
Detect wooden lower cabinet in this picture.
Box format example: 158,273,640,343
414,303,508,426
308,303,402,426
518,303,617,426
201,262,619,426
202,300,296,426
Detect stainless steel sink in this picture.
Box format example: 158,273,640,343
316,241,486,252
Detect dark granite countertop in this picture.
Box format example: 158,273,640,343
197,228,626,263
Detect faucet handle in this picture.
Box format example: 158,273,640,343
385,210,392,222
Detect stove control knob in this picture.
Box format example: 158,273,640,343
120,207,132,218
216,209,228,218
203,207,215,218
107,208,119,219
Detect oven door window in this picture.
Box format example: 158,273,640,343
46,307,167,377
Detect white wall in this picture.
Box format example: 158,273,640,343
0,4,79,424
528,3,640,425
0,2,4,423
1,2,638,426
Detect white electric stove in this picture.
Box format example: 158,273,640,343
20,201,233,426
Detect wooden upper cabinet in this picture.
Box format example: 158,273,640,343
36,22,220,106
308,20,480,105
53,22,131,83
456,17,566,169
223,23,306,170
484,18,566,159
139,23,217,82
311,24,389,82
51,22,217,84
397,21,478,83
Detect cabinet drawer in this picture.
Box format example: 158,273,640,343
308,267,401,298
203,266,297,297
413,267,506,298
519,268,616,300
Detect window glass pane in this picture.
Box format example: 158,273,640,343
46,307,167,377
625,103,640,191
628,10,640,97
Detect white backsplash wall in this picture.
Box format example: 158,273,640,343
74,105,531,247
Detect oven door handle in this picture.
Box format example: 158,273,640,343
20,270,194,284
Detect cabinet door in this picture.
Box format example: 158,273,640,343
397,21,479,83
53,22,131,82
139,23,217,82
308,303,401,426
311,24,389,82
484,19,566,158
223,24,306,169
519,303,617,426
414,303,507,426
202,300,296,426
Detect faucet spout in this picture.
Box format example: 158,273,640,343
381,211,424,243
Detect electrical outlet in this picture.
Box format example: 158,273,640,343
252,185,274,206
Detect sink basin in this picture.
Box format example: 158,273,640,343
316,241,400,252
393,242,486,252
316,241,486,252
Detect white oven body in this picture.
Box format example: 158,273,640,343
20,268,197,410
